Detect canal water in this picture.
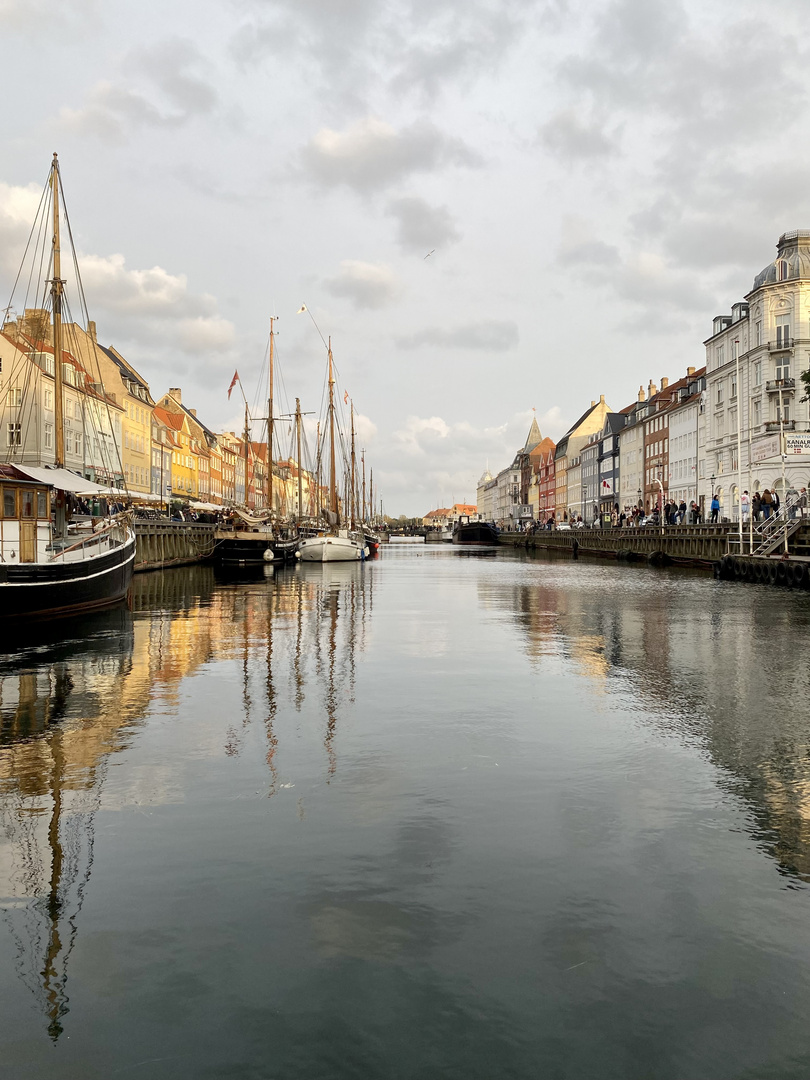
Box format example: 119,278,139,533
2,547,810,1079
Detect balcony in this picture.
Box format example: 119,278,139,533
765,377,795,393
768,338,794,353
764,420,795,432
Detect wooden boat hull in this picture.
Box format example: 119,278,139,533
452,523,500,545
298,536,366,562
0,533,136,619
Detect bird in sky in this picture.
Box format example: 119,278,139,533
424,249,435,259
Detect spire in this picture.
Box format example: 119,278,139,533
524,416,542,452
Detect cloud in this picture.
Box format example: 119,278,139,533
396,320,519,351
58,38,217,141
231,0,543,104
386,196,460,253
540,109,620,161
324,260,403,309
299,117,482,195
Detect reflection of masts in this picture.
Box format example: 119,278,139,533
264,588,278,797
325,584,338,778
293,573,305,710
42,728,67,1041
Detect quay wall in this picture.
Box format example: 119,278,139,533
500,523,810,570
133,521,217,573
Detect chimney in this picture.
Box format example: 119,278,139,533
660,377,669,390
591,400,595,407
687,366,695,376
648,380,658,399
638,386,646,402
189,408,197,417
599,394,605,403
87,320,97,342
169,387,182,404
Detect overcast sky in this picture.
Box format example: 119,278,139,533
2,0,810,514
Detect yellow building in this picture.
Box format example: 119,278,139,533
61,322,154,493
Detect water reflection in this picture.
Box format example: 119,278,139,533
0,562,373,1038
491,555,810,883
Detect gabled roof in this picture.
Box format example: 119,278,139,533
153,405,184,431
98,344,152,398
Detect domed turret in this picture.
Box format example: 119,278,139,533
753,231,810,290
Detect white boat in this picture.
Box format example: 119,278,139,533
298,530,366,561
296,338,367,563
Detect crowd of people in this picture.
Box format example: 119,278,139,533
517,486,810,531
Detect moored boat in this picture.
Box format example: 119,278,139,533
0,156,136,618
452,517,500,545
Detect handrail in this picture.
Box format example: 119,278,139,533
50,516,130,561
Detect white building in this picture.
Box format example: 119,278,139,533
700,230,810,518
667,369,705,510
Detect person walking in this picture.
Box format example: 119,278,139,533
787,485,799,520
752,491,761,521
762,488,773,519
799,488,808,518
740,490,750,524
710,493,720,523
772,488,781,518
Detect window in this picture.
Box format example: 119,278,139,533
753,360,762,386
776,313,791,348
21,490,33,518
3,489,16,517
44,389,53,409
6,387,21,407
716,382,724,405
718,345,725,366
75,433,82,457
775,357,791,381
753,398,761,426
37,491,47,517
776,401,790,424
731,372,737,399
44,422,53,449
756,321,762,346
7,423,21,446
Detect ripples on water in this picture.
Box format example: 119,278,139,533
2,548,810,1079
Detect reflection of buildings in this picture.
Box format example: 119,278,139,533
0,561,373,1036
486,558,810,882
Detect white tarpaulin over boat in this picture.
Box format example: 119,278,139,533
11,465,117,496
190,501,223,511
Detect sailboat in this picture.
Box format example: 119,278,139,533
0,155,136,618
298,341,367,562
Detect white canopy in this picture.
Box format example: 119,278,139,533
12,465,116,497
190,501,224,511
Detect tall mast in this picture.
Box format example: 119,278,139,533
51,155,65,470
361,450,366,524
315,420,321,517
369,469,374,526
295,397,303,522
268,316,275,514
350,400,356,528
244,402,250,508
328,339,337,518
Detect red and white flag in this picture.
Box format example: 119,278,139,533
227,371,239,400
344,390,349,404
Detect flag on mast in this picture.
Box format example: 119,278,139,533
297,305,307,314
228,371,239,399
344,390,349,404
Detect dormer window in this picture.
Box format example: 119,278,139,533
779,260,789,281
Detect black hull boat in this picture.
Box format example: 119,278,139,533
0,528,136,619
214,531,298,567
452,521,500,545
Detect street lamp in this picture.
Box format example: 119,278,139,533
733,338,744,552
710,473,716,497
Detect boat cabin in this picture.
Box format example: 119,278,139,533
0,468,51,565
